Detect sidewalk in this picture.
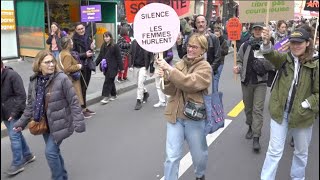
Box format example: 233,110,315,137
1,57,159,138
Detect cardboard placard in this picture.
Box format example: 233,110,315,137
133,3,180,53
226,18,242,41
239,1,294,23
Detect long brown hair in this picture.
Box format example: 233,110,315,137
103,31,114,46
51,22,62,38
299,39,314,64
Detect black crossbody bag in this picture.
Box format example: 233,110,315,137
182,91,206,121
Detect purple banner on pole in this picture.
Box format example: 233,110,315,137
274,37,290,53
81,5,102,22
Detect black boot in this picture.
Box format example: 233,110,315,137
196,175,205,180
142,92,149,103
253,137,261,152
245,126,253,139
134,99,142,110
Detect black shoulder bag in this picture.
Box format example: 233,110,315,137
182,91,206,121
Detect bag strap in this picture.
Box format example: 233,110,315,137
59,53,84,83
180,61,206,104
59,53,65,70
44,83,52,116
181,91,186,104
181,90,206,104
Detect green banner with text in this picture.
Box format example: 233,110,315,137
239,1,294,23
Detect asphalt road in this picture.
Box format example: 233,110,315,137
1,54,319,180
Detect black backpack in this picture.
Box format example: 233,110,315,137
242,42,276,87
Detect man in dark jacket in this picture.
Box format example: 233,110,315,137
213,27,229,92
1,59,35,176
72,22,97,118
129,39,154,110
176,15,221,75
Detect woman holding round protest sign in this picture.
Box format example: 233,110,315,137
157,33,212,180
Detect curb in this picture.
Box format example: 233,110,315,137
1,78,155,138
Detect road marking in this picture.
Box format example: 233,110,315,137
227,100,244,117
160,119,232,180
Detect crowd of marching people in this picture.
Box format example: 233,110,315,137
1,12,319,180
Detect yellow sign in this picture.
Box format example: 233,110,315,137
1,10,16,30
97,27,107,34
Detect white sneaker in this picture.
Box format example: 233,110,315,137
100,97,109,104
110,96,117,101
153,102,166,108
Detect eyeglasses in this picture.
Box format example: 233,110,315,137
42,60,55,65
187,44,200,50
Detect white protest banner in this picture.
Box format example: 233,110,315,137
133,3,180,88
239,1,294,23
133,3,180,53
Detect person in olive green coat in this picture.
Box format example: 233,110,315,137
260,28,319,180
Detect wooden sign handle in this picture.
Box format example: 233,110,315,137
314,16,319,47
233,41,237,81
158,52,165,89
264,1,271,44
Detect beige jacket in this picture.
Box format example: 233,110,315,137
162,55,212,123
59,50,84,106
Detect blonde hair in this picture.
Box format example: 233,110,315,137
32,50,60,74
188,33,208,52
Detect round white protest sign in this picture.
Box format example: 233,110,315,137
133,3,180,53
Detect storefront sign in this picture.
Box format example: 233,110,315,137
1,10,16,30
97,27,108,34
304,0,319,12
125,0,193,23
239,1,294,23
81,5,102,22
134,3,180,53
226,18,242,41
295,0,319,19
1,0,19,59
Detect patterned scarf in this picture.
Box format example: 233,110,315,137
274,31,288,44
33,75,50,122
248,36,263,50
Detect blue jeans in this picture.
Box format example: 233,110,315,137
164,118,208,180
213,64,224,93
43,133,68,180
4,119,32,166
52,50,59,60
261,112,313,180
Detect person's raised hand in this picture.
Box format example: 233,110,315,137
262,27,271,45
